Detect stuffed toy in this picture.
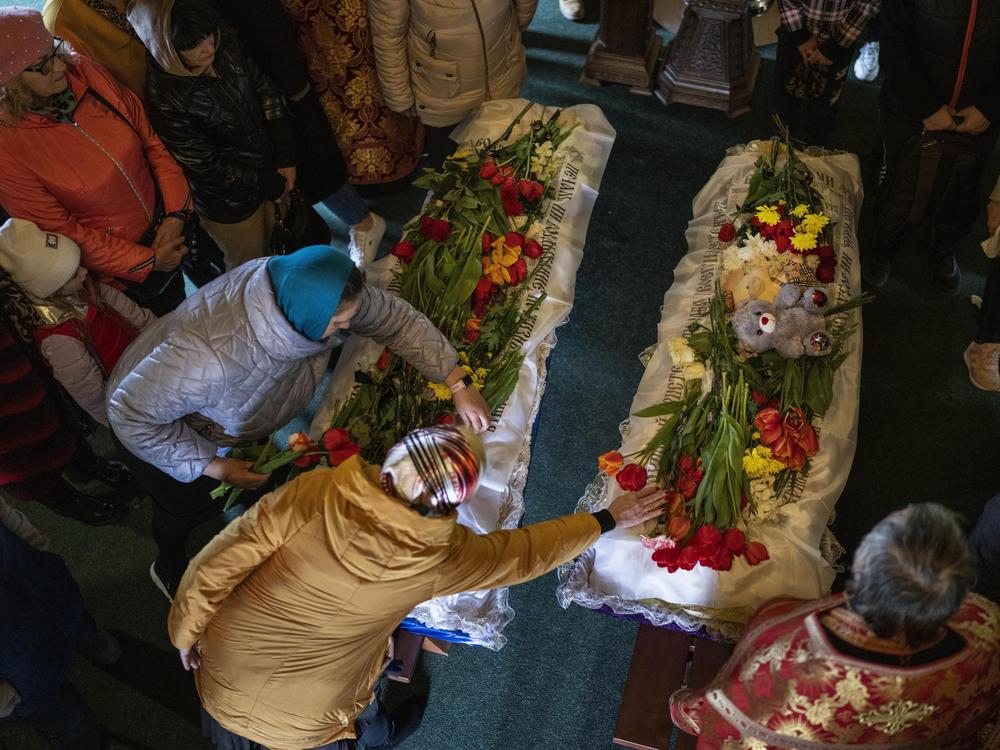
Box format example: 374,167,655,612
731,284,832,359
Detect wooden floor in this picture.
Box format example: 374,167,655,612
613,625,734,750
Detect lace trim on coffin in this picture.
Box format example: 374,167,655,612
407,331,558,650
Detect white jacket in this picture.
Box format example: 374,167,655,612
38,283,154,427
370,0,538,127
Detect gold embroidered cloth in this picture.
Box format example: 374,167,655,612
670,594,1000,749
279,0,423,185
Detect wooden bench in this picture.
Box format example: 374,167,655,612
613,624,734,750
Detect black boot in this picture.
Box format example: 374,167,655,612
934,253,961,292
87,455,135,487
40,481,128,526
382,696,427,748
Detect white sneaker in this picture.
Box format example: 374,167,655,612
560,0,585,21
348,212,386,267
853,41,879,82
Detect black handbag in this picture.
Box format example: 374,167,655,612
270,187,331,255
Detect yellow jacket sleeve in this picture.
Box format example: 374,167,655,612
167,478,319,649
431,512,600,598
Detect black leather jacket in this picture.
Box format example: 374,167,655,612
144,28,296,224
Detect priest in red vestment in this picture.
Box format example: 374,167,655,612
670,503,1000,749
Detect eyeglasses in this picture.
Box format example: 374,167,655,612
24,38,65,75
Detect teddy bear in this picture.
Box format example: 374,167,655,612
730,284,832,359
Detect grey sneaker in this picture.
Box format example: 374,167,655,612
348,212,386,267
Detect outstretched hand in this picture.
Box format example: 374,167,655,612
606,485,668,529
454,387,491,433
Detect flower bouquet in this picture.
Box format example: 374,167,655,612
596,128,871,575
326,104,577,461
211,428,361,511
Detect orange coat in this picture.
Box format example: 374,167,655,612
0,56,189,283
168,457,601,750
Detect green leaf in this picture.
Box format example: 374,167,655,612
633,401,684,418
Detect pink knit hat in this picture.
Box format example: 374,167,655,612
0,7,53,86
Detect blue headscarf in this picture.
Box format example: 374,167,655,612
267,246,357,342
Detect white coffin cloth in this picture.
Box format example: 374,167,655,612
556,144,864,641
310,99,616,649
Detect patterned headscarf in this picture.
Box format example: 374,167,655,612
0,266,44,344
381,426,485,515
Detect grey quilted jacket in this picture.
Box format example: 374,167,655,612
107,258,459,482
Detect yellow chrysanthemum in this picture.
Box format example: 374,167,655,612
799,212,829,234
790,204,809,219
461,364,489,391
428,381,452,401
481,235,521,285
755,205,781,226
790,231,818,251
743,446,786,478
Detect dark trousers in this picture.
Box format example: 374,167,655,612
17,612,106,750
970,493,1000,603
773,30,852,147
201,694,390,750
977,264,1000,343
423,125,459,170
111,433,220,581
872,109,999,262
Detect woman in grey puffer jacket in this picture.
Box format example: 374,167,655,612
106,245,491,597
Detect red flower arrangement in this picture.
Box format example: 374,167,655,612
419,215,451,243
754,406,819,471
391,240,416,262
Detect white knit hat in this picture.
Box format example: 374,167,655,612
0,218,81,298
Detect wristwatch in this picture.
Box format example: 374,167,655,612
448,374,473,394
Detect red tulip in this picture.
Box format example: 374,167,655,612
391,240,416,262
418,215,451,243
718,222,736,242
523,239,543,259
723,527,746,555
479,159,498,179
745,541,770,566
668,515,692,540
616,463,648,492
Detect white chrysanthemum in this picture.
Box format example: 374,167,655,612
745,477,788,523
722,247,745,272
667,337,696,365
745,233,778,258
736,243,757,263
525,220,545,241
805,254,821,269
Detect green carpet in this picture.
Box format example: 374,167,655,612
3,2,999,749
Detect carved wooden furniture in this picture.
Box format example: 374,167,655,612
657,0,760,117
582,0,662,93
613,624,734,750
